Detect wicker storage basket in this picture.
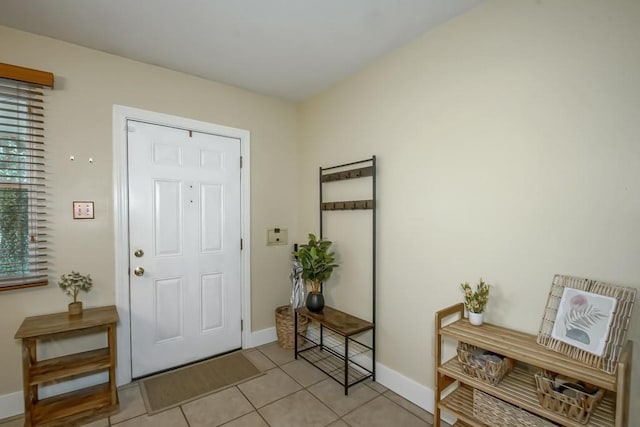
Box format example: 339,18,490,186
535,370,605,424
275,305,308,349
473,389,555,427
457,343,513,385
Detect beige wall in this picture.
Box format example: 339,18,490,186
2,0,640,421
0,26,298,394
299,0,640,422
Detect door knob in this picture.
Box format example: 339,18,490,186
134,267,145,277
134,249,144,258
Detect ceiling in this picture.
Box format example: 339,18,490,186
0,0,482,102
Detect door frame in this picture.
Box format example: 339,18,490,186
112,105,251,386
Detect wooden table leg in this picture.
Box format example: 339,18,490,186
22,338,36,427
107,324,119,407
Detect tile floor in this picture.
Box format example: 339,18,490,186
0,342,451,427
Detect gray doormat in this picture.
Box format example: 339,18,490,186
139,351,262,414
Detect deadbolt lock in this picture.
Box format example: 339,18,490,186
134,249,144,258
134,267,145,277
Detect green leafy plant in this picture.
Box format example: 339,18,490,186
292,233,339,293
58,271,93,303
461,278,490,313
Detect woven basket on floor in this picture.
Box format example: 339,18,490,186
275,305,308,349
535,370,604,424
473,389,555,427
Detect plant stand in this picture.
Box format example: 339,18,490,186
14,306,119,426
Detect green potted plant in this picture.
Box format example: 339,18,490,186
58,271,93,316
461,278,490,325
292,233,339,312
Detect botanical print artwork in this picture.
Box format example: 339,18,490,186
551,288,617,357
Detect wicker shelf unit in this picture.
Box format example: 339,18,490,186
434,304,632,427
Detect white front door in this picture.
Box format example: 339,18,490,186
127,120,242,378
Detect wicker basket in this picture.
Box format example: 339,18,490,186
473,389,555,427
535,370,605,424
275,305,308,349
457,343,513,385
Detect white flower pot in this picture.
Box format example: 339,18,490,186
468,311,484,326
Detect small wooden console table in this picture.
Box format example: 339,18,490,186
14,305,119,426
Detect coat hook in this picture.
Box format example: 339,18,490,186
69,155,75,161
88,158,94,163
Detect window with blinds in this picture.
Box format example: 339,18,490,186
0,63,53,291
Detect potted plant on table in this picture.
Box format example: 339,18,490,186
58,271,93,316
292,233,339,312
461,278,490,325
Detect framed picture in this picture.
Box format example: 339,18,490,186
537,274,636,374
550,288,616,357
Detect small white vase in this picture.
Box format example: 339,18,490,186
468,311,484,326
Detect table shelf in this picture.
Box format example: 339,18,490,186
29,348,112,386
15,306,119,426
32,382,115,427
439,358,616,427
434,303,631,427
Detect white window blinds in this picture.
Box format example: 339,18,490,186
0,63,53,290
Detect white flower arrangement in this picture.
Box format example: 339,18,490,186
461,278,490,314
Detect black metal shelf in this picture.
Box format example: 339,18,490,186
294,156,376,395
296,323,373,390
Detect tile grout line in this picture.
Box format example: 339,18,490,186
256,343,394,426
240,356,345,427
379,392,430,426
270,356,337,413
233,385,273,426
178,404,191,427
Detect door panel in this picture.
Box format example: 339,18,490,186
201,184,223,252
155,277,184,342
128,120,241,378
201,273,223,331
154,180,182,256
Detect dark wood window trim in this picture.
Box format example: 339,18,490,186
0,63,54,88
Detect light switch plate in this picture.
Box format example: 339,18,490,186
266,228,288,246
73,201,94,219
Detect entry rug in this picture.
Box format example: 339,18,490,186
140,351,263,414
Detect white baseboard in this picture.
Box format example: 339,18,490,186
0,391,22,420
247,326,277,348
373,362,456,425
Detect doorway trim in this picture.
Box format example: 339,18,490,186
112,105,251,386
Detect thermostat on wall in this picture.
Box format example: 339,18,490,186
267,227,288,246
73,201,94,219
